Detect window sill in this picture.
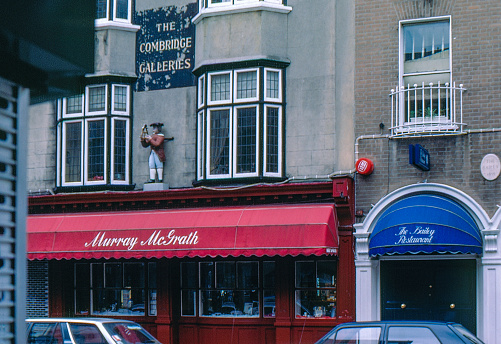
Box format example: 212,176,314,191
192,2,292,24
95,21,141,32
54,184,136,193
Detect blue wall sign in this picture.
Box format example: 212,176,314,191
135,4,196,92
409,144,430,171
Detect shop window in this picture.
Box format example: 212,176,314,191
58,84,131,188
197,67,284,181
96,0,132,24
181,260,275,318
295,260,337,318
74,262,156,316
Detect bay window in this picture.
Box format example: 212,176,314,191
197,66,284,182
96,0,132,24
57,83,131,189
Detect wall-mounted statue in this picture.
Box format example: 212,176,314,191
140,122,174,183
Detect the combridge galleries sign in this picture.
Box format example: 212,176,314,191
135,4,196,91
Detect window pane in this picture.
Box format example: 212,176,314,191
114,85,128,112
263,261,275,289
124,263,144,288
88,86,106,112
210,73,230,102
387,327,441,344
211,0,231,4
317,261,336,288
296,261,315,288
237,262,258,289
113,119,127,181
216,262,235,289
403,21,450,74
105,263,122,288
65,122,82,183
96,0,107,19
92,264,104,288
87,120,105,181
200,262,214,289
68,324,106,344
296,290,336,318
266,70,279,99
266,107,279,173
148,262,157,289
209,109,230,175
116,0,128,20
66,95,82,114
181,290,197,316
236,107,257,174
28,323,61,344
333,327,381,344
236,71,257,99
182,262,198,289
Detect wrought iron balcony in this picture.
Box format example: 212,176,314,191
390,82,467,137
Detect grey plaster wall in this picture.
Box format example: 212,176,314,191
95,28,137,76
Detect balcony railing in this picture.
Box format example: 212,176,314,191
390,82,467,137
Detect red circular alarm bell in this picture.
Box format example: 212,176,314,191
355,158,374,175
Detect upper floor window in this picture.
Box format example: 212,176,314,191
197,66,284,182
194,0,292,23
96,0,132,24
391,16,466,137
200,0,283,10
57,83,131,188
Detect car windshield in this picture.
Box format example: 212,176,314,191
102,323,161,344
452,325,484,344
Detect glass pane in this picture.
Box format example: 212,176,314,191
87,120,105,181
75,264,90,289
237,262,258,289
296,261,315,288
148,262,157,288
75,288,91,315
92,264,104,288
216,262,235,289
28,323,61,344
116,0,129,20
200,262,214,289
403,21,450,74
149,289,157,316
92,288,119,314
129,289,146,315
105,263,122,288
263,290,275,317
266,70,280,99
200,290,220,316
210,73,230,102
88,86,106,112
266,107,280,173
124,263,144,288
211,0,231,4
333,327,381,344
236,71,257,99
236,107,257,174
66,95,82,114
114,119,127,181
181,290,196,316
68,324,106,344
65,122,82,183
182,262,198,289
96,0,107,19
295,290,336,318
317,261,337,288
236,290,259,317
114,85,128,111
263,261,275,289
387,327,441,344
209,109,230,175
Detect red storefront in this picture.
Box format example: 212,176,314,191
27,180,355,344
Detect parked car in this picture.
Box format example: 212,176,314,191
314,321,484,344
26,318,161,344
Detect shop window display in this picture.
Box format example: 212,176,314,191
295,260,337,318
181,261,275,317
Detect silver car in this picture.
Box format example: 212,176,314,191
26,318,161,344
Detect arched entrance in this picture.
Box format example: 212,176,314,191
354,184,490,337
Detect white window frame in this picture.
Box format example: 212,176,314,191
206,107,233,179
113,0,132,24
263,105,282,177
84,118,108,185
207,71,232,106
62,94,84,118
198,75,206,108
234,68,260,104
111,84,130,115
264,68,282,102
61,120,84,186
197,110,205,180
85,84,108,116
233,105,259,178
111,118,130,184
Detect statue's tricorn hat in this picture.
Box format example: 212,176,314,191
150,122,164,128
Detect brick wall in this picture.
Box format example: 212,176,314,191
354,0,501,218
27,261,49,318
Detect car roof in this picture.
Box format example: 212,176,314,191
26,318,138,324
334,320,459,327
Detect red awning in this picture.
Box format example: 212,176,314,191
27,204,339,260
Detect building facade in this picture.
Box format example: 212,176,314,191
26,1,356,344
353,0,501,343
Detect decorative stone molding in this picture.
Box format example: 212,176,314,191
483,230,499,253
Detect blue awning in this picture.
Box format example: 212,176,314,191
369,194,483,257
